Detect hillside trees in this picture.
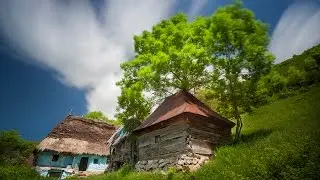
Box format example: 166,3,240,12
256,44,320,101
205,1,273,140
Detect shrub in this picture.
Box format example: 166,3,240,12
118,163,133,177
0,130,36,166
287,66,306,87
257,70,288,98
0,165,52,180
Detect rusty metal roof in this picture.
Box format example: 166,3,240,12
134,90,235,131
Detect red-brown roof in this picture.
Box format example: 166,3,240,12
134,90,235,131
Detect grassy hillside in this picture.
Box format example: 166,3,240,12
73,85,320,180
275,44,320,74
195,84,320,179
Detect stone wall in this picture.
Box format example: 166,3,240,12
135,152,210,172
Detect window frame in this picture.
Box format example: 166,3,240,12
52,154,59,162
93,158,99,164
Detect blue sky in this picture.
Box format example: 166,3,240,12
0,0,319,140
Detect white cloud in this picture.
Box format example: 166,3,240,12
269,0,320,63
188,0,208,19
0,0,176,117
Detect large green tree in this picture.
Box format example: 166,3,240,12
117,1,274,139
116,14,211,132
205,1,274,140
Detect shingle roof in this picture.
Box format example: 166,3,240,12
134,90,235,132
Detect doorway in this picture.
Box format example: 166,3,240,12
79,157,89,171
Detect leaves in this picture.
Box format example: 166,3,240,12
116,1,276,134
84,111,107,120
117,13,212,131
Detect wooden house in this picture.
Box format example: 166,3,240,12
106,127,136,171
133,90,235,171
34,115,117,178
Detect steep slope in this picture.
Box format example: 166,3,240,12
195,85,320,179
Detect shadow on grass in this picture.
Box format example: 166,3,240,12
231,129,274,145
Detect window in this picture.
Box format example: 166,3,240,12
52,154,59,162
93,159,99,164
155,135,160,143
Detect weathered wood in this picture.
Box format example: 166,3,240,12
189,128,221,141
135,114,187,135
138,123,189,140
137,124,188,147
188,120,231,136
190,138,213,155
137,124,188,160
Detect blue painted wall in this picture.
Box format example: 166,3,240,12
37,152,108,172
37,152,73,167
72,155,108,172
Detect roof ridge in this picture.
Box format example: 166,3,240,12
134,89,235,131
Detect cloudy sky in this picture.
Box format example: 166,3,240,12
0,0,319,140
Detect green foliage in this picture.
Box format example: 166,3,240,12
0,131,52,180
0,165,53,180
116,86,151,132
118,164,133,177
0,130,36,166
254,44,320,102
85,111,122,126
117,1,274,134
106,119,122,127
117,13,212,132
195,89,219,112
84,111,107,120
257,70,288,97
274,44,320,85
304,57,320,83
287,66,305,87
167,167,177,180
205,1,274,139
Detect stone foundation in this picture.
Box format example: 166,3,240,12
135,153,210,172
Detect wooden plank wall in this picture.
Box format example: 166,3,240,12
137,124,189,160
188,118,232,155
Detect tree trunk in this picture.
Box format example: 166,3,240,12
227,73,243,141
234,105,243,141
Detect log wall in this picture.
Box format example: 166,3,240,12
135,114,233,172
137,123,189,161
187,115,232,156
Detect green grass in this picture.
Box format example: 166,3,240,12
195,85,320,179
73,85,320,180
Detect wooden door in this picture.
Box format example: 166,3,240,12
79,157,89,171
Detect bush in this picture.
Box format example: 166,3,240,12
257,70,288,99
0,165,52,180
0,130,36,166
287,66,306,87
118,163,133,177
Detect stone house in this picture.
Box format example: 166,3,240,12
133,90,235,171
34,115,117,178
